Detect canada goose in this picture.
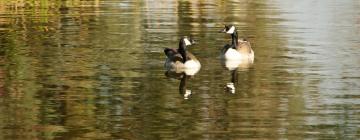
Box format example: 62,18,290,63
220,25,254,62
164,36,201,75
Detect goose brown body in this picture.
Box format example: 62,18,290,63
164,37,201,75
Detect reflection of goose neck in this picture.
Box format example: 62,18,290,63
179,73,187,95
231,70,238,84
179,73,192,99
226,70,238,94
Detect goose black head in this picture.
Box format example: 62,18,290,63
178,36,196,63
180,36,196,46
220,25,236,34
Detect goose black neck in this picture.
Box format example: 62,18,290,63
231,31,238,47
178,40,187,63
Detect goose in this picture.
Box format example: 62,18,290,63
164,36,201,75
220,25,254,62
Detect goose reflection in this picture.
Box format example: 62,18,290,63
221,58,253,94
225,70,237,94
165,70,197,99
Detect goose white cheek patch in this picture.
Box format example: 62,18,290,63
184,38,192,46
226,26,235,34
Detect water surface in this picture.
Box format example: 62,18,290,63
0,0,359,139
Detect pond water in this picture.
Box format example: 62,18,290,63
0,0,359,139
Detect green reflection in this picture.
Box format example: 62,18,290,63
1,0,359,140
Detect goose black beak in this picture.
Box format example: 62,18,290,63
219,28,227,33
189,38,197,45
191,40,197,45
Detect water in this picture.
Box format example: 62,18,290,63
0,0,360,139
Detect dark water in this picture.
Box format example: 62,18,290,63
1,0,360,139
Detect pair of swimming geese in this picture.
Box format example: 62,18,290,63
164,25,254,73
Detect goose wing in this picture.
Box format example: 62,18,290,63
164,48,183,62
185,51,198,61
236,42,252,54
